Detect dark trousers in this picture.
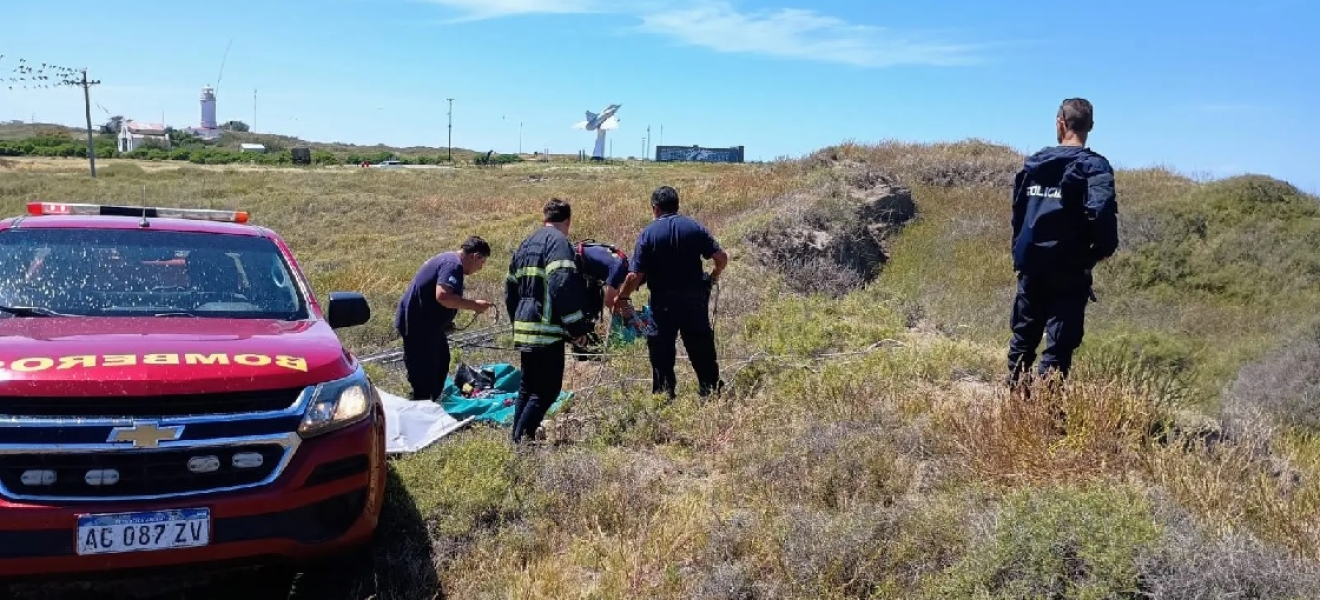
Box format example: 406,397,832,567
647,294,721,398
401,332,451,401
1007,269,1093,384
512,341,565,443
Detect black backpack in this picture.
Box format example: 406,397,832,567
452,362,496,398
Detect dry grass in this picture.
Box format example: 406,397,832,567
5,140,1320,600
939,378,1170,487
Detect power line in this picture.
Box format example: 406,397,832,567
1,56,84,90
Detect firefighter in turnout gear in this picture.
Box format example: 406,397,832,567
504,198,594,444
569,238,630,359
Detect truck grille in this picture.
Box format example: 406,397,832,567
0,444,287,500
0,388,305,418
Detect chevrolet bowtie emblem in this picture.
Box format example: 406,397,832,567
108,422,184,449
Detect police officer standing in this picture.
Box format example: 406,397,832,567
617,185,728,399
1007,98,1119,387
394,236,494,401
505,199,594,443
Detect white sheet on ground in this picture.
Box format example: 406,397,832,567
379,389,474,454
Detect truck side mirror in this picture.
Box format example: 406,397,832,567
327,292,371,329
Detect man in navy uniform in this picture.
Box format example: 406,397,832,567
1007,98,1119,387
569,239,630,358
617,185,728,399
505,199,594,443
395,236,494,401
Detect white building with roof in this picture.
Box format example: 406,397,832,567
117,121,171,153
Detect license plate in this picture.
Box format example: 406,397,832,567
75,508,211,556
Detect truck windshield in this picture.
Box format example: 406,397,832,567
0,228,308,319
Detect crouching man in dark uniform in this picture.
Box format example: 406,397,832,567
1007,98,1119,388
617,185,728,399
562,240,633,358
569,239,630,358
505,198,594,443
395,236,493,400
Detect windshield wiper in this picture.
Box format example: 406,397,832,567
152,312,198,318
0,305,78,317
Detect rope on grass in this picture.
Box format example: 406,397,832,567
358,278,906,398
361,327,906,399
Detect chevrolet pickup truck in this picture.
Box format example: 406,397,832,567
0,202,386,592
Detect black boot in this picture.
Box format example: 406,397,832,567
513,396,550,444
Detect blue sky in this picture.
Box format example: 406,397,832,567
3,0,1317,191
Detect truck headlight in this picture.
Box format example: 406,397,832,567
298,367,379,438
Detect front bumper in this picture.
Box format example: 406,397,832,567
0,409,386,579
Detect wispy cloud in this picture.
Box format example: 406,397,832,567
634,2,980,67
419,0,984,67
417,0,619,22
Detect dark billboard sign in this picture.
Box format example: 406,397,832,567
655,145,745,163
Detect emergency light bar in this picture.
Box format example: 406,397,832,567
26,202,249,224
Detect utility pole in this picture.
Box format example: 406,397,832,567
519,121,523,154
253,89,257,133
646,125,651,160
446,98,454,161
76,68,101,178
660,125,664,147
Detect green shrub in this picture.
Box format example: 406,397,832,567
1107,175,1320,301
928,484,1161,600
1224,321,1320,433
386,432,524,538
1072,329,1198,405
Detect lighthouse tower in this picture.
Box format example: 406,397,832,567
200,85,217,129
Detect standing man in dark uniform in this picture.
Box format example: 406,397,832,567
395,236,493,401
1007,98,1119,387
505,198,594,443
617,185,728,399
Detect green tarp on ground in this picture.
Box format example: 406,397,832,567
437,362,574,425
437,309,652,425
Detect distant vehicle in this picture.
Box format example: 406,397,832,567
0,202,385,591
369,160,403,168
291,146,312,165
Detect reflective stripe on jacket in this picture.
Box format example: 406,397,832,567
504,226,593,349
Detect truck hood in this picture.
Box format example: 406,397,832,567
0,317,356,397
